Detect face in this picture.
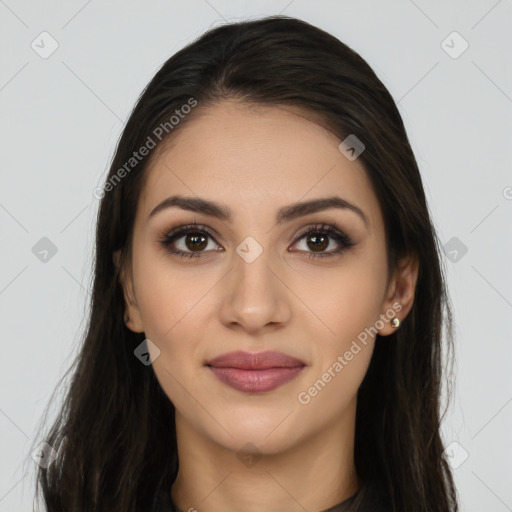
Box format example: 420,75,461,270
117,100,416,455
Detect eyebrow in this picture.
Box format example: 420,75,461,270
148,194,369,229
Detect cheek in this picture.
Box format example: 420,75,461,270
294,343,372,437
132,245,211,341
291,246,387,410
131,246,214,374
129,266,201,410
294,263,384,423
290,248,388,344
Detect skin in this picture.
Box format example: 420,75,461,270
115,100,418,512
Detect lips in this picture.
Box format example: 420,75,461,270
206,350,306,370
206,350,306,393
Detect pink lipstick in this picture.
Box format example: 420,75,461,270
206,350,306,393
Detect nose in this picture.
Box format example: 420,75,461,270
219,243,292,335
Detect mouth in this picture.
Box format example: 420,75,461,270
205,350,306,393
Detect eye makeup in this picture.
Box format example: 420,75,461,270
158,220,356,260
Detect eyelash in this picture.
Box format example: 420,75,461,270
159,221,355,260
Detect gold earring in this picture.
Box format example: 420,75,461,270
391,317,400,328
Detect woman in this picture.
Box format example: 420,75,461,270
32,15,459,512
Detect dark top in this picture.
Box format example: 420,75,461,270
152,481,391,512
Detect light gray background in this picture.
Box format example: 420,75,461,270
1,1,511,511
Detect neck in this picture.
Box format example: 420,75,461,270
170,398,359,512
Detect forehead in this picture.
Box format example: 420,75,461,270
138,101,381,231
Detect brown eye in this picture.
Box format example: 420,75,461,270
291,223,355,259
160,224,221,259
305,233,329,252
184,233,208,252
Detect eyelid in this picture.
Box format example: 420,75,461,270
160,221,220,243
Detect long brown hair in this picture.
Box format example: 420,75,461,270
30,15,458,511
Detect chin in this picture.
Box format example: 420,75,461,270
207,413,305,455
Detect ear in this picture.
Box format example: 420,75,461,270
377,253,419,336
113,249,144,333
